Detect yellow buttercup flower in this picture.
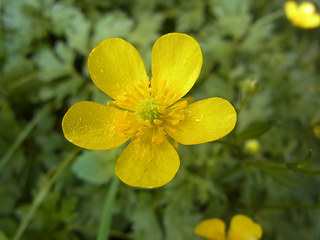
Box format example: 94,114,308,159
195,214,262,240
285,1,320,28
62,33,237,188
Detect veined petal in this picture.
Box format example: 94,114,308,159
227,215,262,240
62,101,129,150
194,219,226,240
115,138,180,188
151,33,202,105
165,98,237,145
285,1,298,20
88,38,149,101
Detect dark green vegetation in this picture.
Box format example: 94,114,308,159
1,0,320,239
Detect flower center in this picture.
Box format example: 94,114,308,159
137,99,160,121
112,78,190,144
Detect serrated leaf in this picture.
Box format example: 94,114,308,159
131,193,162,240
72,150,119,185
65,9,90,55
239,120,275,140
129,11,164,47
91,11,134,48
129,11,164,70
211,0,251,39
240,17,273,53
34,42,74,82
176,0,205,32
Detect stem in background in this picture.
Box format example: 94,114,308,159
245,160,320,175
12,148,81,240
97,178,120,240
261,204,320,210
258,9,284,26
0,103,55,172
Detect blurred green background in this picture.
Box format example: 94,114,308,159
1,0,320,239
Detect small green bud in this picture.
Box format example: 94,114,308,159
242,78,260,96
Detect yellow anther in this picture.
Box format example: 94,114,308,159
157,106,166,114
153,119,163,125
171,119,180,125
170,100,188,110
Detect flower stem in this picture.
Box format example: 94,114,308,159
12,148,81,240
97,178,120,240
0,102,55,172
245,159,320,175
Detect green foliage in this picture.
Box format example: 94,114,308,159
72,149,119,185
238,120,276,140
1,0,320,239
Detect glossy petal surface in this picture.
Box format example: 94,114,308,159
194,219,226,240
227,215,262,240
88,38,148,101
115,138,180,188
62,101,129,150
151,33,202,105
166,97,237,145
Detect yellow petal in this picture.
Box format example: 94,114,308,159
88,38,148,101
115,138,180,188
62,101,129,150
151,33,203,105
301,14,320,28
165,97,237,145
299,2,316,14
194,218,226,240
227,215,262,240
285,1,298,20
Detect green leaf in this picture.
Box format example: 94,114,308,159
0,230,9,240
240,16,273,53
91,11,134,48
211,0,251,40
34,42,74,82
285,150,313,170
238,120,276,140
131,193,162,240
72,150,120,185
260,168,308,190
129,11,164,48
65,9,90,55
176,0,205,32
298,150,313,169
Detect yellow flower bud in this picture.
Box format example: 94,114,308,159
313,124,320,138
244,139,260,154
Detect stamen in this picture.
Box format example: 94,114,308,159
112,77,150,111
112,78,189,145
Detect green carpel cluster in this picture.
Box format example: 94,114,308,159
137,99,160,121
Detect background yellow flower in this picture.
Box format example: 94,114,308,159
285,1,320,28
195,215,262,240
